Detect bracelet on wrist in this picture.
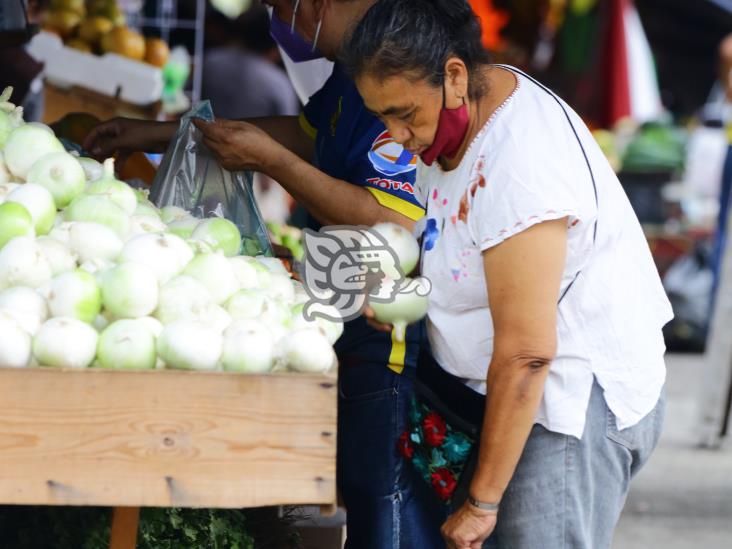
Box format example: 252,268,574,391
467,495,500,513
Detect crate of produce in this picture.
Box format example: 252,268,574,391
0,89,342,547
0,367,337,509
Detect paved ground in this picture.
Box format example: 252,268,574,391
612,354,732,549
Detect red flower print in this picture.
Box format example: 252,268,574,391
397,430,414,459
431,467,457,501
423,412,447,447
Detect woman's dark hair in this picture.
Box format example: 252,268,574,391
341,0,491,98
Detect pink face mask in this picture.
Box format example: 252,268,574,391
420,84,469,166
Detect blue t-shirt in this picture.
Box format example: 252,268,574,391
300,64,425,372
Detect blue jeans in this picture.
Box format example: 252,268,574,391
338,360,447,548
477,379,665,548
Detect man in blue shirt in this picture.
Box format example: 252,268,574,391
85,1,445,546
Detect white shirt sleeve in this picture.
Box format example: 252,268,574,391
466,139,583,251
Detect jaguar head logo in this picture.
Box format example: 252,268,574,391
299,226,406,322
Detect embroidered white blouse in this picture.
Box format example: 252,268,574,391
415,67,673,438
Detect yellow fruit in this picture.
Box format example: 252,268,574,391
101,27,145,61
42,9,82,39
50,0,86,17
66,38,92,52
77,16,114,47
88,1,126,27
144,37,170,67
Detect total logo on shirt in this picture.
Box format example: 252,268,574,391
368,130,418,177
366,177,416,195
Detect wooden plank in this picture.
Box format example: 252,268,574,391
0,368,337,508
698,209,732,448
109,507,140,549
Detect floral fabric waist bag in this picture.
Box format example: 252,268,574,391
398,349,485,505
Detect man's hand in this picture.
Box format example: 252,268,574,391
83,117,174,163
193,118,283,173
441,501,497,549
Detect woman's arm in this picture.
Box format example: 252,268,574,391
441,218,567,547
470,217,567,502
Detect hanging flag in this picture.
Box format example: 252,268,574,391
601,0,663,126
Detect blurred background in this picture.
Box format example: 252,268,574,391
1,0,732,547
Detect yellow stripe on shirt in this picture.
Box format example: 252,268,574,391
298,112,317,140
387,327,407,374
366,187,425,221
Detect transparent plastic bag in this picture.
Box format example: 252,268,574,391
149,101,273,256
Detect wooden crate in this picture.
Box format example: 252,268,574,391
0,367,337,510
42,83,161,126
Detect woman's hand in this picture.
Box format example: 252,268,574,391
441,501,497,548
83,117,175,162
192,118,284,173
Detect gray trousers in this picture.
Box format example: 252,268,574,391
464,379,665,549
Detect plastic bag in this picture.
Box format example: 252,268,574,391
149,101,272,257
662,244,713,353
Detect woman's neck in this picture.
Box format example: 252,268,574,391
439,66,518,171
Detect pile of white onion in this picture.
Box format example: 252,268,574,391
0,87,352,375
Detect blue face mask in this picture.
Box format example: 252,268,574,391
268,1,324,63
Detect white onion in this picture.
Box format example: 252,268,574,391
127,215,168,237
155,275,214,325
66,194,130,237
97,319,157,370
256,257,289,276
101,262,159,319
225,289,266,320
6,183,57,235
222,319,274,373
36,236,77,275
190,217,241,257
77,157,103,182
166,217,199,239
229,256,259,289
0,310,32,368
0,236,52,290
0,286,48,335
157,320,223,371
370,277,430,342
182,252,239,305
370,222,420,275
33,317,98,368
49,221,72,244
68,221,123,262
280,329,336,373
79,258,115,284
86,159,137,214
134,200,161,219
263,274,295,303
290,303,344,345
0,201,35,248
26,151,85,207
119,233,193,284
159,205,190,224
4,125,65,180
47,270,101,323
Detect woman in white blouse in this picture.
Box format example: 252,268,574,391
343,0,673,547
